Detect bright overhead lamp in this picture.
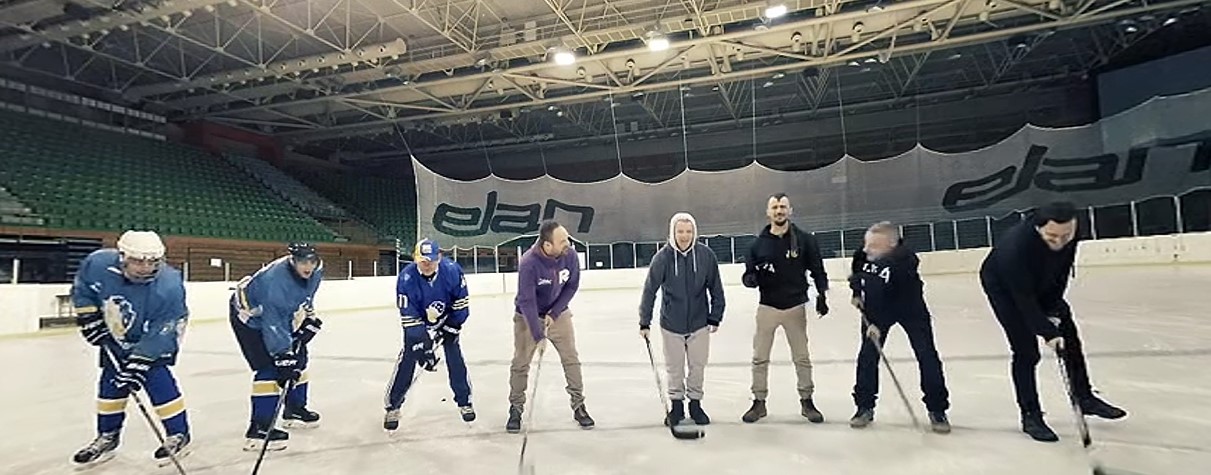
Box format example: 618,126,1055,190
765,3,788,19
551,47,576,65
646,31,670,52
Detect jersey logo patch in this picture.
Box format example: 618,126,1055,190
103,296,137,340
558,268,570,284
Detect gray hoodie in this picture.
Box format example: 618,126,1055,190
639,212,726,334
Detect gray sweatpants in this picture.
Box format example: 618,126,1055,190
662,326,711,401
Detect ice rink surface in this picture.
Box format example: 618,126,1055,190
2,264,1209,475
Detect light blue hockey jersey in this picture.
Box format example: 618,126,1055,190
232,256,323,356
71,249,189,364
396,259,469,329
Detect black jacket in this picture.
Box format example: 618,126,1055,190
979,220,1078,341
742,223,829,310
848,242,930,326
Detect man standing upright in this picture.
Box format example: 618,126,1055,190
639,212,726,426
507,220,595,433
980,201,1126,442
741,192,831,424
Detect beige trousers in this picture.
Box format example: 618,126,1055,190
750,304,815,400
508,310,585,411
662,326,711,401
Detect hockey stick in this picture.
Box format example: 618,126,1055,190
100,346,188,475
1054,347,1109,475
516,335,548,475
642,334,705,440
250,378,294,475
859,312,923,432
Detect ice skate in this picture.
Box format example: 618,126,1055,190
283,405,321,429
72,431,120,468
153,433,191,467
243,421,289,452
383,409,401,432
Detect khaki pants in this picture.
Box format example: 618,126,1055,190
751,304,814,400
508,310,585,411
662,327,711,401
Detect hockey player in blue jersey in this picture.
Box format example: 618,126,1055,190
383,238,473,431
70,230,193,468
229,242,324,451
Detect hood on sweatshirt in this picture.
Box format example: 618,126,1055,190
667,212,699,276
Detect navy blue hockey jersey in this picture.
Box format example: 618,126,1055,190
396,259,469,329
232,256,323,356
71,249,189,363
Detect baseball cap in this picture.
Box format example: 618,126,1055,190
413,238,441,262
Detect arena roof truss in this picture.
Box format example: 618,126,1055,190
0,0,1206,159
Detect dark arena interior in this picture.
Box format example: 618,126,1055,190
2,1,1211,474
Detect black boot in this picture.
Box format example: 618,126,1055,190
1080,395,1127,420
800,398,825,423
687,400,710,425
665,399,685,426
1021,411,1059,442
573,404,595,429
505,406,523,434
741,400,767,423
849,408,874,428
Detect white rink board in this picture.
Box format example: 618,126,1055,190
1,262,1210,474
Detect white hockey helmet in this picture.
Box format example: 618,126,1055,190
117,230,166,261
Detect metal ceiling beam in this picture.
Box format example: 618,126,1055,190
194,0,948,119
158,0,825,110
272,0,1203,142
0,0,235,54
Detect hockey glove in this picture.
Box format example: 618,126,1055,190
435,321,461,345
404,324,439,371
815,294,830,317
114,354,154,391
273,352,302,387
293,316,323,347
77,312,113,347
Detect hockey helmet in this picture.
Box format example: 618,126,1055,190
117,230,166,282
288,242,320,264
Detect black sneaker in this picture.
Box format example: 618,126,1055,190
1079,396,1127,420
283,405,321,429
928,411,951,434
800,398,825,423
741,400,767,423
666,399,685,426
153,433,191,466
687,400,710,425
72,431,120,466
573,405,595,429
849,408,875,428
506,405,523,434
1021,411,1059,442
244,421,289,451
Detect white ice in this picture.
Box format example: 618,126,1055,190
2,265,1210,475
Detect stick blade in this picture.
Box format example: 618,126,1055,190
670,425,705,440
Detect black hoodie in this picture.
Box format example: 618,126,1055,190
742,223,829,310
979,220,1078,341
848,241,930,326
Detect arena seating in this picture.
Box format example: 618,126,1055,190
222,153,351,220
0,110,337,242
298,172,418,244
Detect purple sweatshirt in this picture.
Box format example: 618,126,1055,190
514,243,581,342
